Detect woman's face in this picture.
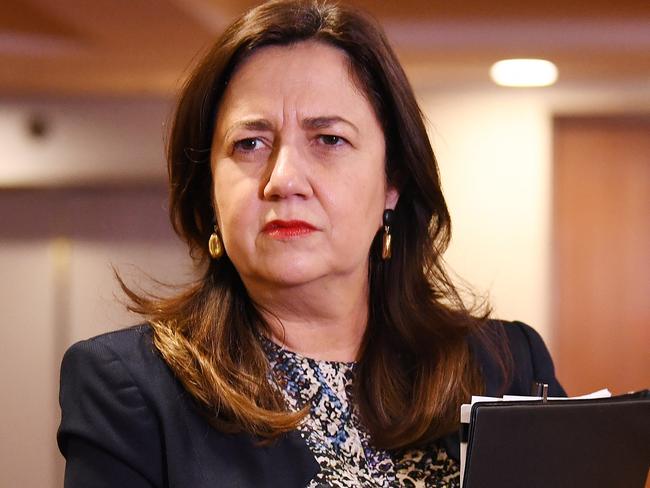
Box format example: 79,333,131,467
211,41,398,290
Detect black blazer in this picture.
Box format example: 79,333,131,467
58,321,565,487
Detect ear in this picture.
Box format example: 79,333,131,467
384,184,399,211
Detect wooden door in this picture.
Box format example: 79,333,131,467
552,115,650,396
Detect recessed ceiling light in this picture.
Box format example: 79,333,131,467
490,59,558,87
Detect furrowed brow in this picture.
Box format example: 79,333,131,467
225,119,274,139
302,116,358,134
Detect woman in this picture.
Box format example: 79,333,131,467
57,1,564,487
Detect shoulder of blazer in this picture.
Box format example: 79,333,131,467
58,324,169,487
58,324,319,488
441,319,566,463
469,319,565,397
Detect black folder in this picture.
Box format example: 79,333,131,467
462,390,650,488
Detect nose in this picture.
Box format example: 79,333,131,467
262,142,313,200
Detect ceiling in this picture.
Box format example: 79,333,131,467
1,0,649,96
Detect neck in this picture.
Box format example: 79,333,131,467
244,271,369,362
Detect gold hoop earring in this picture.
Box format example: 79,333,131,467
208,225,224,259
381,209,394,260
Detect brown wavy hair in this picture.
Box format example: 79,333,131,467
122,0,498,449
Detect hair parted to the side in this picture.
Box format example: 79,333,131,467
121,0,508,449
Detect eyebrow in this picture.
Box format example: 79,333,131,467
224,119,274,140
224,115,358,140
301,116,359,134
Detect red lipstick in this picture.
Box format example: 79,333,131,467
262,220,317,239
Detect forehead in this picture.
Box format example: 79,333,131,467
215,41,376,129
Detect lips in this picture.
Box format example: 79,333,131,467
262,220,317,239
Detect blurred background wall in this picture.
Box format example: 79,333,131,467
0,1,648,486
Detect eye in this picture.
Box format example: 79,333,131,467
233,138,260,152
318,134,346,146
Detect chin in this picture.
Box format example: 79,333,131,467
263,267,324,287
254,254,329,287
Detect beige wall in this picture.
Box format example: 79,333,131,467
0,188,192,488
421,89,552,339
0,242,58,487
0,98,170,187
416,82,650,345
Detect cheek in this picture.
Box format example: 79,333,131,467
326,176,386,243
212,165,259,239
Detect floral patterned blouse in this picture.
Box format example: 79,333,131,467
262,336,460,487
